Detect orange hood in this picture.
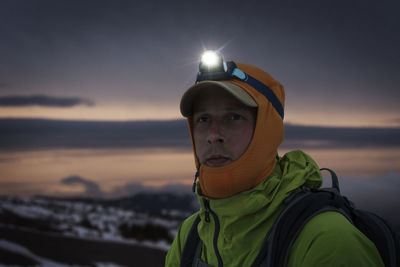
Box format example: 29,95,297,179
186,62,285,199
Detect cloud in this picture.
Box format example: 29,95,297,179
0,118,190,151
0,119,399,151
282,123,400,149
0,95,94,107
60,175,102,198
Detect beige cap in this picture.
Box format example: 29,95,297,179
180,81,257,117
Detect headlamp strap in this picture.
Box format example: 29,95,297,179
228,62,284,119
196,61,284,119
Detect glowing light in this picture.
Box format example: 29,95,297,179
201,50,220,67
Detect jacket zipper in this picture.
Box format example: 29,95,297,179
203,198,223,267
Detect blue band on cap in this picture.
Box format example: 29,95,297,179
237,70,284,119
196,61,284,119
231,66,284,119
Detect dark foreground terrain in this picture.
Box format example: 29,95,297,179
0,226,166,266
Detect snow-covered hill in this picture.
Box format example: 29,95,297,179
0,194,198,266
0,195,191,251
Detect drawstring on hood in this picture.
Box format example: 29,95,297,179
183,62,285,199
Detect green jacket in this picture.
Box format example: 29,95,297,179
165,150,384,267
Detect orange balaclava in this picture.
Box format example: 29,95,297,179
181,62,285,199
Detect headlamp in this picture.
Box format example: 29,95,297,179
198,50,230,81
195,51,284,119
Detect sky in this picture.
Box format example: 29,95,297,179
0,0,399,224
1,0,399,126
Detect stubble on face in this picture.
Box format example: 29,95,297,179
192,87,257,167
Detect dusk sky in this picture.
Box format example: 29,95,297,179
0,0,399,224
1,0,399,126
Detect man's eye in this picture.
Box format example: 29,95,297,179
230,114,243,120
196,116,209,123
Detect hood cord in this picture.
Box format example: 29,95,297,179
192,167,200,193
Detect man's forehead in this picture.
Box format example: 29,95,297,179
193,97,255,115
193,105,251,113
196,87,243,103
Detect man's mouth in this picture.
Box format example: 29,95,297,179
206,154,231,167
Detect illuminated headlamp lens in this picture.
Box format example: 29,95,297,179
199,50,225,73
201,51,220,67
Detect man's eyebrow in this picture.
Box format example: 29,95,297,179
224,107,250,112
193,109,207,115
194,107,252,114
228,107,254,112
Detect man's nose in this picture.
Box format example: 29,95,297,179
207,121,224,144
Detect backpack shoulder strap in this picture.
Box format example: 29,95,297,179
252,188,345,267
252,168,351,267
180,215,201,267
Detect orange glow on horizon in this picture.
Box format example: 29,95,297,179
0,147,399,197
0,104,182,121
0,148,195,197
1,105,400,127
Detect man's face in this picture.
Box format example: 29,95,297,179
192,87,257,167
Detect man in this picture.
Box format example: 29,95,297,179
165,51,384,266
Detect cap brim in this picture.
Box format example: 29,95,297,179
180,81,257,117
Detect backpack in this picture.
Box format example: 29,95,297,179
180,168,400,267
